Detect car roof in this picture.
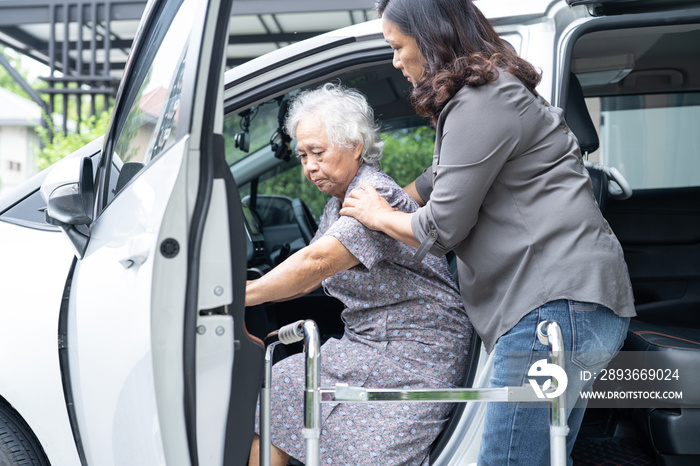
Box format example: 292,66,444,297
224,19,384,90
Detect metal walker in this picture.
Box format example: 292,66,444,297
259,319,568,466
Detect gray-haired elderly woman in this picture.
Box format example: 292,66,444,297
246,83,471,466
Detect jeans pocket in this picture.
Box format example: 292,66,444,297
570,301,627,370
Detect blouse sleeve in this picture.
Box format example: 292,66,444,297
323,217,398,270
326,184,409,269
310,198,338,243
411,82,524,261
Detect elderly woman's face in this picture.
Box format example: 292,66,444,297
296,116,362,200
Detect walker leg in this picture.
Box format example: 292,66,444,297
303,320,322,466
537,320,569,466
259,321,306,466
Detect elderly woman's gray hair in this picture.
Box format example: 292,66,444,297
285,83,384,164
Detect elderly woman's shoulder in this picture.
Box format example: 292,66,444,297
358,163,401,191
358,163,419,211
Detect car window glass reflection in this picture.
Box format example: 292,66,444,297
592,93,700,189
111,0,195,192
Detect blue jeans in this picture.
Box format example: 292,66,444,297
477,300,629,466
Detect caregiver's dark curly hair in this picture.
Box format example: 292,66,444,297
376,0,541,125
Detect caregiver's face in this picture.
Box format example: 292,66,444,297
382,17,426,86
296,116,362,200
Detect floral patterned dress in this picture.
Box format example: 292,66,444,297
255,163,471,465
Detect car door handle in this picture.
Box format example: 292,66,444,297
118,234,152,269
119,253,149,269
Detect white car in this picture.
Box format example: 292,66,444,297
1,0,699,465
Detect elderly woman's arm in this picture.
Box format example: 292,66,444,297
245,235,360,307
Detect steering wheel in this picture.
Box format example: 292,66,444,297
292,198,318,245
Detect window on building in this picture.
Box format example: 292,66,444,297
7,161,22,171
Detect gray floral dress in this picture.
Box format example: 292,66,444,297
255,163,471,465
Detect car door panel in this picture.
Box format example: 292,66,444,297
69,137,189,465
213,139,265,465
192,177,234,464
63,0,255,464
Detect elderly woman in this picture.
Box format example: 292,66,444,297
246,83,471,466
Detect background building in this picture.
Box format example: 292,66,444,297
0,86,41,197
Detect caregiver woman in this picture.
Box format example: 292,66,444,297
340,0,636,464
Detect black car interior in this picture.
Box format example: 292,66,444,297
566,20,700,466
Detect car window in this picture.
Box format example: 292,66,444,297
587,93,700,189
105,0,196,205
240,162,330,222
224,97,293,166
225,60,434,224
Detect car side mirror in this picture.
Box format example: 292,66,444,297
44,156,94,258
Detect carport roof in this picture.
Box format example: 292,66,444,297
0,0,377,79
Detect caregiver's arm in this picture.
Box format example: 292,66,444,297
403,180,426,206
245,235,360,306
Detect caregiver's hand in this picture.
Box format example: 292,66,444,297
341,182,420,248
340,183,394,231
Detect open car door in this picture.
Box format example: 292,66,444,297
42,0,263,464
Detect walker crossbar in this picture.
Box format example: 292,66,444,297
320,384,543,403
259,319,568,466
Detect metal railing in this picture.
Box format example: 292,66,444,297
260,319,568,466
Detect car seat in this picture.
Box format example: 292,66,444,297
564,73,608,211
624,322,700,465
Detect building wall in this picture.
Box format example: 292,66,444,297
0,124,39,198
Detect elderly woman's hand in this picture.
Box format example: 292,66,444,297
340,183,395,230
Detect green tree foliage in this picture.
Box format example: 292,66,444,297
35,111,111,170
0,47,36,99
379,126,435,188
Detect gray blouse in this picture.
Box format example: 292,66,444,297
411,72,636,353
